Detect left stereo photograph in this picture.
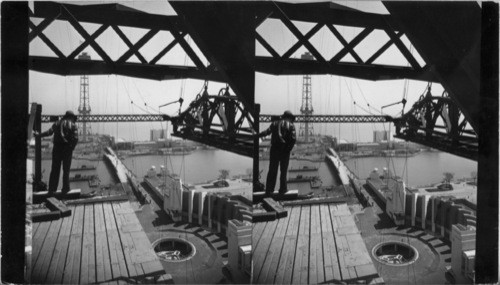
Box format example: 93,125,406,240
22,1,255,284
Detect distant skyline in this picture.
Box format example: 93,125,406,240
29,1,445,142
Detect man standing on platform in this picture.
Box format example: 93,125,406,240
258,110,296,196
34,110,79,196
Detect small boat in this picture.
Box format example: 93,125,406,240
88,177,100,187
310,179,323,188
160,148,194,156
289,165,318,172
70,164,96,171
202,180,230,189
287,175,320,183
70,174,98,182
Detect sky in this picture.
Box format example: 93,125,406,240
29,0,446,142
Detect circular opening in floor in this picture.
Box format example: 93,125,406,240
153,238,196,262
372,241,419,266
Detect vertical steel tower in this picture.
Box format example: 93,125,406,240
299,52,314,143
78,52,91,142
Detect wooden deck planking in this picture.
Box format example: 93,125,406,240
94,203,114,283
343,233,376,279
320,204,341,282
140,260,165,280
115,201,164,278
32,217,41,234
331,203,376,280
103,203,129,280
31,217,64,283
62,205,85,284
112,202,144,280
44,205,76,284
292,205,310,284
258,213,290,284
31,219,52,272
121,231,145,279
31,200,165,284
252,219,279,282
274,206,300,284
80,204,96,284
309,204,325,284
130,230,160,264
329,204,353,280
252,220,267,250
253,203,379,284
334,204,376,280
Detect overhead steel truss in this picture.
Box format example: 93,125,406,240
254,2,436,82
392,88,478,160
29,2,438,89
169,86,254,157
260,114,392,123
29,2,222,82
41,88,255,157
41,114,169,123
41,113,392,124
30,1,479,160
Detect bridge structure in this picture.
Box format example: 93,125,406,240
2,1,497,283
25,1,482,159
41,113,392,124
40,105,476,161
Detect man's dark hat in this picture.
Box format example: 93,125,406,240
282,110,295,120
64,110,77,121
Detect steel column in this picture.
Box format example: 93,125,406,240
35,104,42,190
476,3,499,283
253,104,260,192
1,2,29,283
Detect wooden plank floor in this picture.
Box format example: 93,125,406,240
31,201,168,284
253,203,380,284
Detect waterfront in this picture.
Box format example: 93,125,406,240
259,158,341,195
259,150,477,195
344,151,478,187
40,149,251,189
40,147,476,194
41,158,117,191
122,149,252,184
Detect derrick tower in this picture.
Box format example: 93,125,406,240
78,52,91,142
299,52,314,143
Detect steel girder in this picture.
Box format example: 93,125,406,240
260,114,392,123
29,2,222,81
383,2,481,132
29,1,482,161
41,113,391,124
29,2,439,99
169,87,255,157
30,56,223,81
392,91,478,161
254,57,434,81
169,1,258,113
41,114,170,123
253,2,436,82
41,90,256,157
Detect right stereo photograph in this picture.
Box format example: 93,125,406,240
252,1,486,284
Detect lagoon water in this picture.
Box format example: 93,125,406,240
122,149,252,184
41,150,476,193
344,151,478,187
259,151,477,194
41,158,116,191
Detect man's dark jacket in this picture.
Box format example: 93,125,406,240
42,118,79,148
259,119,296,151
